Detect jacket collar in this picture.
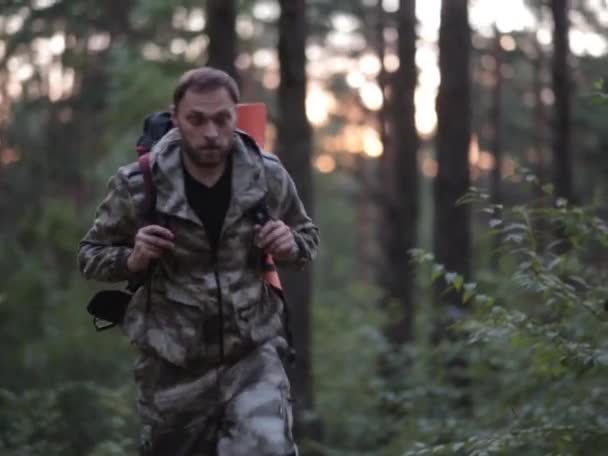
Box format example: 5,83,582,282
150,128,267,230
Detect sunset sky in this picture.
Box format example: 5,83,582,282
1,0,606,172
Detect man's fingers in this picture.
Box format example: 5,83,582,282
254,221,295,256
257,221,281,240
138,232,175,250
259,225,288,249
269,242,292,256
267,232,293,253
270,241,295,257
141,245,164,259
142,225,174,240
256,221,290,247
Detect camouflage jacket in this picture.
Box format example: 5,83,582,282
78,128,319,368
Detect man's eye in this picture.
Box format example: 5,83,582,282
214,115,229,126
187,114,204,125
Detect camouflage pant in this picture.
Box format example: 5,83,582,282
135,337,297,456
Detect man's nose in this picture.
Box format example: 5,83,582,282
201,121,219,140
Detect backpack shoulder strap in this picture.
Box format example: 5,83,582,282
137,153,157,223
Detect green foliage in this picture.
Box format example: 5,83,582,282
312,171,386,447
402,182,608,455
591,78,608,105
0,384,136,455
311,171,607,455
0,191,135,451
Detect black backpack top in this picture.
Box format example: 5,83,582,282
136,111,173,156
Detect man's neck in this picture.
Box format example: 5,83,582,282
182,154,228,187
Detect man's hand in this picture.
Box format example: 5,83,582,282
127,225,175,273
254,220,298,262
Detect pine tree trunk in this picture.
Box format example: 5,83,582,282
533,35,547,182
433,0,471,332
380,0,419,346
550,0,572,201
490,28,503,269
530,16,551,250
532,4,547,182
276,0,320,442
206,0,237,78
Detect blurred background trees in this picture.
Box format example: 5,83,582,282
1,0,607,454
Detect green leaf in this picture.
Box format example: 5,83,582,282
445,272,458,286
502,223,528,233
453,275,464,291
546,257,561,271
432,264,445,283
463,290,475,304
542,183,555,195
594,78,605,91
505,233,524,244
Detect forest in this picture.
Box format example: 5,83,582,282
1,0,607,454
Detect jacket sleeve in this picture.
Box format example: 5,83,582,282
78,170,141,282
276,170,320,268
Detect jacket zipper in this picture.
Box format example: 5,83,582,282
210,249,225,435
211,247,225,363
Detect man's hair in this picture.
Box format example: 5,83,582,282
173,67,240,108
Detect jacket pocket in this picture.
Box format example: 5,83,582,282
163,281,206,309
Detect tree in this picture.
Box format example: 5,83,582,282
276,0,320,441
531,2,549,183
0,1,135,205
550,0,573,201
489,27,504,268
206,0,237,78
379,0,419,346
433,0,471,336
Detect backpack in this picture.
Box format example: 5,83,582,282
86,111,292,357
86,112,172,331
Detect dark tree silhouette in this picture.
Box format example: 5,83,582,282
276,0,320,441
379,0,419,346
433,0,472,328
489,27,504,268
206,0,237,78
550,0,573,201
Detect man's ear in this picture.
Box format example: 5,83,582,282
170,104,177,125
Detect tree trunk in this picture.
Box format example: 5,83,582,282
490,27,503,269
434,0,472,297
532,4,547,182
47,4,124,206
530,14,552,250
550,0,572,201
533,35,547,181
433,0,471,334
363,1,387,286
276,0,320,442
206,0,237,79
379,0,419,347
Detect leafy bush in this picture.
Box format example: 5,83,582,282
0,383,136,456
312,171,608,455
403,180,608,455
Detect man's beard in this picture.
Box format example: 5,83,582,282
181,139,232,169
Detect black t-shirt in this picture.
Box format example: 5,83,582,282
183,157,232,252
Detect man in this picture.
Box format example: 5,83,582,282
78,67,319,455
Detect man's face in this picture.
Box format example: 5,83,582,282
172,87,237,169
